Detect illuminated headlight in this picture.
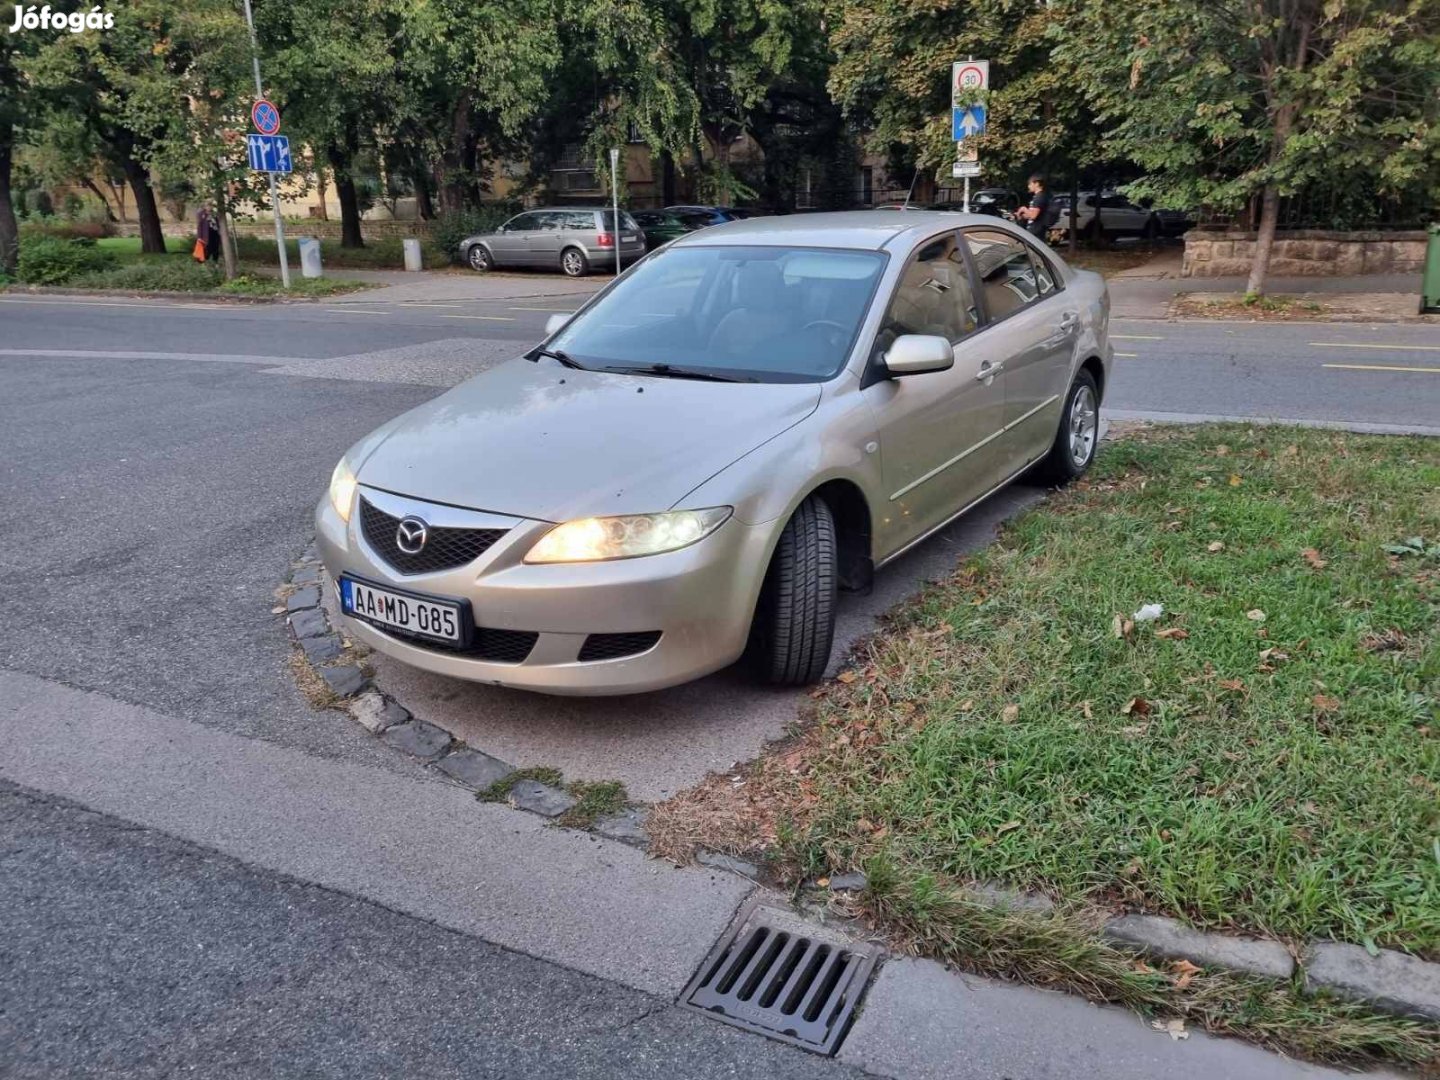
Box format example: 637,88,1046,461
524,508,732,563
329,459,358,522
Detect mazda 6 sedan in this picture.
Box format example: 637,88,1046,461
317,212,1112,695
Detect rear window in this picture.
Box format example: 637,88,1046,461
601,210,640,232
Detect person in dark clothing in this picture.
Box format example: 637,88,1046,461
1015,174,1058,240
195,206,221,262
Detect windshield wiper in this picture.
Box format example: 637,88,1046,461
527,346,586,369
603,363,753,383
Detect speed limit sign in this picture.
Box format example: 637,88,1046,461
952,60,990,105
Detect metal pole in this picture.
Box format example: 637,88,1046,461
609,147,621,277
963,176,970,214
241,0,290,289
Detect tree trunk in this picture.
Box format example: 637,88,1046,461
437,94,472,214
1245,184,1280,297
327,146,364,248
411,166,435,220
80,177,119,222
0,117,17,277
314,164,329,221
661,150,677,207
211,173,237,280
121,156,166,254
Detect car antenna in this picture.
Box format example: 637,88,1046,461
903,167,919,210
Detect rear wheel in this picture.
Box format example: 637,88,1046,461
560,247,590,278
467,245,493,272
1034,369,1100,485
749,496,837,686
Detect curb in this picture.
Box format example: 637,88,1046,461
0,283,369,304
277,547,652,852
280,545,1440,1027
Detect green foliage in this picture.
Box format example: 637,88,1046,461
16,235,114,284
430,207,518,263
71,259,223,292
19,219,113,241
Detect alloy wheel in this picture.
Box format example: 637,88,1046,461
1069,384,1098,467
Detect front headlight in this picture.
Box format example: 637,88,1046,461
329,459,358,523
524,507,732,564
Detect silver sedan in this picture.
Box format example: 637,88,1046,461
317,212,1112,695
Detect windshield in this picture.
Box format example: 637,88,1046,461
549,245,887,383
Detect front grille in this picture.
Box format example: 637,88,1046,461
379,622,539,664
578,631,662,662
360,497,506,576
681,903,879,1055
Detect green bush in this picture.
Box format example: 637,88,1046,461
17,236,115,284
70,260,222,292
20,218,115,241
431,205,518,263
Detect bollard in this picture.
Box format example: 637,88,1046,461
1422,223,1440,314
298,237,323,279
403,237,423,272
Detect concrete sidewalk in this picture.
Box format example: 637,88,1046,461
0,667,1392,1080
300,266,604,304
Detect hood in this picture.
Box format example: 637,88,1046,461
355,357,821,522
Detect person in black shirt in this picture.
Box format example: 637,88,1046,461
1015,174,1058,240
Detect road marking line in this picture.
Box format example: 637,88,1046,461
1112,334,1163,340
1322,363,1440,374
397,302,466,308
1114,351,1139,358
324,307,388,315
509,306,580,313
442,314,515,321
1311,341,1440,352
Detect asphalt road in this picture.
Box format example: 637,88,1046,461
1,290,1434,1076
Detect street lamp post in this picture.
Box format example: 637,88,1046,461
609,147,622,278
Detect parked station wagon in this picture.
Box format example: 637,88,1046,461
460,207,646,277
321,212,1112,695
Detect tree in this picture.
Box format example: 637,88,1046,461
827,0,1102,202
0,33,36,275
1058,0,1440,295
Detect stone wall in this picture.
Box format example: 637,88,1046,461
1181,229,1429,278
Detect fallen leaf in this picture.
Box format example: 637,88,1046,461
1001,704,1020,722
1360,628,1406,652
1152,1018,1189,1041
996,820,1022,836
1122,696,1152,716
816,877,831,888
1155,628,1189,640
1281,444,1299,457
1301,548,1329,570
959,699,975,712
1218,678,1246,692
1228,474,1242,487
1170,959,1202,990
1246,609,1266,621
270,605,285,614
1214,444,1230,456
1207,541,1226,553
1131,960,1156,974
1311,693,1341,712
1080,700,1093,720
855,818,874,833
1121,723,1149,737
1112,613,1125,638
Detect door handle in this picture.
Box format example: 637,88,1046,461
1059,311,1079,332
976,361,1004,382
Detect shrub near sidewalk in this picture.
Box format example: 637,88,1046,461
654,425,1440,1067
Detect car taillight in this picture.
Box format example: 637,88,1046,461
596,232,614,247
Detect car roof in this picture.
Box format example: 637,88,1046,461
666,210,1012,252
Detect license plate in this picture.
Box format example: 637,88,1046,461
340,577,462,642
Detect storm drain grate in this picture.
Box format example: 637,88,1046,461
680,902,880,1055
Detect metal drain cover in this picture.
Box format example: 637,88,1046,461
681,899,880,1055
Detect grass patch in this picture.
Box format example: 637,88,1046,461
657,424,1440,1068
479,766,565,802
233,234,450,270
560,780,629,829
64,260,367,297
94,236,193,255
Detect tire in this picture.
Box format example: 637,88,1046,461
467,245,493,272
560,246,590,278
1034,369,1101,485
749,496,838,686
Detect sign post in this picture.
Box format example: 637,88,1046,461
609,147,621,277
241,0,290,289
951,59,989,213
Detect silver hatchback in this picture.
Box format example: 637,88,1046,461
461,207,646,277
320,212,1112,695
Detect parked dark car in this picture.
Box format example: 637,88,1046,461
932,189,1021,218
631,209,711,250
662,205,744,226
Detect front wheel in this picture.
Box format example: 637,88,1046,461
560,247,590,278
467,245,493,272
749,496,837,686
1034,370,1100,485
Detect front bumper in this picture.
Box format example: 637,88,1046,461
315,487,775,695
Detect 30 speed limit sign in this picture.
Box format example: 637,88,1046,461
952,60,989,104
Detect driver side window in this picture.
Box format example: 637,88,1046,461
505,213,540,232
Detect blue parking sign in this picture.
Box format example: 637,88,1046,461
246,134,293,174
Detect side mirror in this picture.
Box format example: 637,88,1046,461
884,334,954,377
544,313,574,336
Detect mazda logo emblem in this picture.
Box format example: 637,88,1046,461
395,516,429,555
